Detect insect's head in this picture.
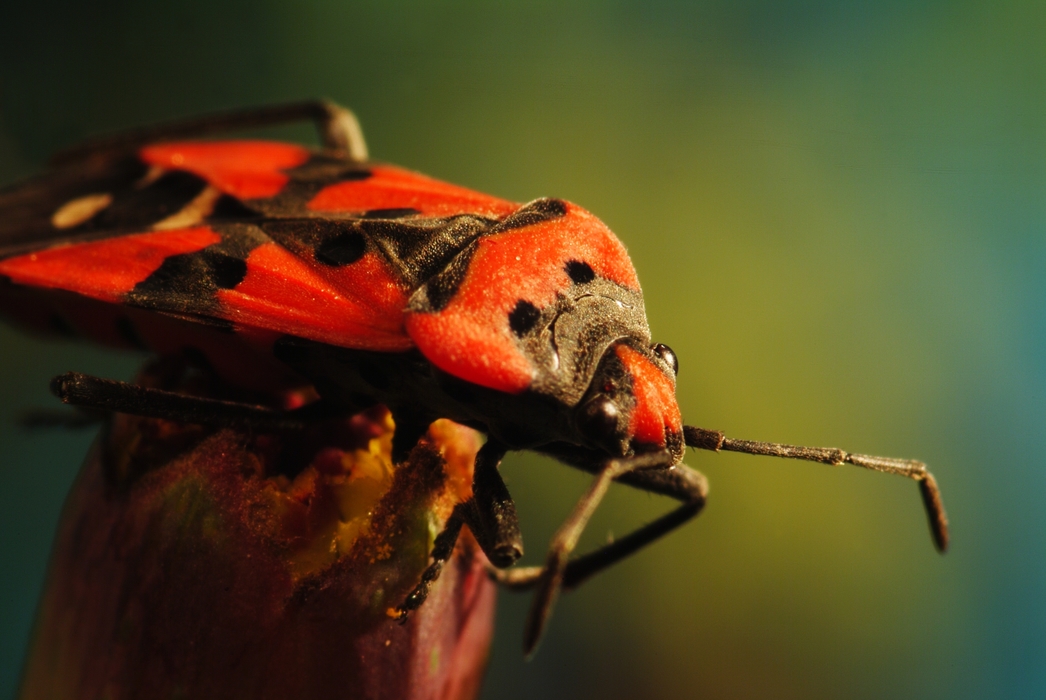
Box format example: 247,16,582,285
574,339,683,461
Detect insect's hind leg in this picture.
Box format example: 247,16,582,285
52,100,368,165
392,438,523,621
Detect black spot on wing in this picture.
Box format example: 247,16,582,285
509,299,541,337
125,223,267,316
262,213,494,292
565,260,595,284
260,218,370,268
315,230,367,266
209,255,249,289
491,198,567,234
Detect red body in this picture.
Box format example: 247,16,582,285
0,139,682,458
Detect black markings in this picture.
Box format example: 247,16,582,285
333,168,373,183
420,240,480,311
410,206,555,314
249,159,373,217
362,208,420,219
565,260,595,284
315,230,367,266
126,223,267,317
209,254,249,288
0,155,150,251
93,170,208,230
492,198,567,234
364,215,491,288
262,216,482,279
209,194,260,221
284,154,372,184
509,300,542,337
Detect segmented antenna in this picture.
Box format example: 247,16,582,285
683,425,949,552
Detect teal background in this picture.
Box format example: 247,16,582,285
1,2,1042,698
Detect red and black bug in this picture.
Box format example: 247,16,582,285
0,101,949,655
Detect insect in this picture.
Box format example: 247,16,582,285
0,101,948,656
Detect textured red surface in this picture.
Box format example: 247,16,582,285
615,344,681,448
218,243,414,351
406,203,640,394
0,226,221,302
308,165,517,217
140,141,311,199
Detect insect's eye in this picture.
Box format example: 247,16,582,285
652,343,678,376
578,396,621,444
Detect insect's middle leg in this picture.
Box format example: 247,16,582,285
393,438,522,620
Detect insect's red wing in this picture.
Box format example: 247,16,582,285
0,227,221,302
217,240,414,351
0,223,414,350
0,141,522,356
308,165,517,218
140,141,311,199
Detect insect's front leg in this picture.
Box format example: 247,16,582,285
496,461,709,592
490,448,708,655
392,438,522,620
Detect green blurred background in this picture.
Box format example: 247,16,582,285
0,1,1042,698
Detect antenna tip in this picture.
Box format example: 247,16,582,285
918,474,950,553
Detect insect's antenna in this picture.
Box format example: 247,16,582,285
683,425,949,553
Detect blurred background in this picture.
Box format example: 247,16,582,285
0,1,1042,698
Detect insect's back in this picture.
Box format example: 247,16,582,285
0,140,655,413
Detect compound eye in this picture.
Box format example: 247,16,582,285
652,343,679,376
578,396,621,444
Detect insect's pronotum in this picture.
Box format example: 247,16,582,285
0,101,948,655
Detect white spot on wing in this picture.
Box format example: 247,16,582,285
51,192,113,229
153,186,223,230
135,164,166,189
